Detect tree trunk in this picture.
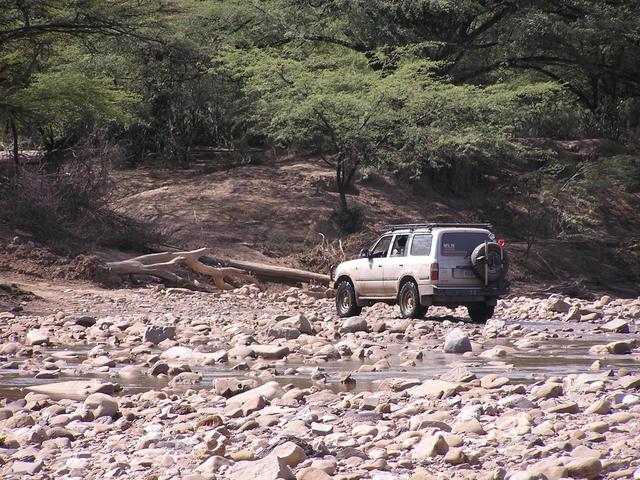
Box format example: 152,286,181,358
9,117,19,173
107,248,256,290
202,256,331,285
339,189,348,210
106,247,331,290
336,158,348,210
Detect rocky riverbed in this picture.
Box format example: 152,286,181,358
1,283,640,479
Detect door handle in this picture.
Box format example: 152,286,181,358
399,264,404,267
378,265,383,267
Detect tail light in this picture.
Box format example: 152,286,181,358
430,262,439,281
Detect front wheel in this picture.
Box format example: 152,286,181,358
398,282,427,319
336,280,362,318
467,304,495,323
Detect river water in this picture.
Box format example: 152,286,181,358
1,320,638,401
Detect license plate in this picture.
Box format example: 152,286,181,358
453,268,475,278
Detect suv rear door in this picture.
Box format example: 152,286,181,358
437,230,492,287
380,233,410,297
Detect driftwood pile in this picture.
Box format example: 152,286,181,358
106,247,330,291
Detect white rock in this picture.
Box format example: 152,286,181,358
26,380,121,400
84,392,119,418
26,329,49,346
547,296,571,313
340,317,368,334
226,381,284,406
251,345,290,359
226,455,294,479
408,379,460,399
160,346,216,364
443,328,472,353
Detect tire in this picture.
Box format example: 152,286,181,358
398,281,427,319
467,304,495,323
335,280,362,318
470,242,509,282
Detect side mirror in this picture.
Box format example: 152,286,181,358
359,249,370,258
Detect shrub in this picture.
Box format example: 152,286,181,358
597,155,640,193
0,150,158,253
330,205,366,234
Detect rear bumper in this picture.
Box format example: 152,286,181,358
421,281,509,306
433,285,508,296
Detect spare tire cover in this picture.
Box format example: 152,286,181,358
470,242,508,282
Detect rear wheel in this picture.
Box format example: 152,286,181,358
336,280,362,318
467,304,495,323
399,282,427,319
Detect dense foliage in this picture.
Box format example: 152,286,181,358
2,1,639,215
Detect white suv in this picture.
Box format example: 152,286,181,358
330,223,509,322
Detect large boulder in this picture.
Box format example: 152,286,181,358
26,380,121,401
565,458,602,479
411,433,449,459
440,367,476,384
213,378,257,398
226,381,284,406
118,365,145,379
268,441,306,466
84,393,119,418
565,306,582,321
251,345,290,359
606,340,634,355
143,325,176,344
377,378,422,392
532,382,563,399
160,346,217,364
169,372,203,386
268,314,316,338
225,453,294,479
408,380,461,399
547,296,571,314
443,328,472,353
339,317,368,334
601,318,630,334
26,329,49,346
267,323,301,340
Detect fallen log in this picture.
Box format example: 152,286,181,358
202,256,331,285
107,248,256,290
107,247,331,291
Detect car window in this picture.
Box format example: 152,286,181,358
440,232,492,256
410,234,432,256
390,235,409,257
371,236,392,258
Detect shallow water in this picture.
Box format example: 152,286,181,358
1,320,638,401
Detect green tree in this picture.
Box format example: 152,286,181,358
212,1,640,140
223,46,410,209
223,45,557,205
0,0,164,169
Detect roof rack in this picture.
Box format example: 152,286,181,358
381,223,492,232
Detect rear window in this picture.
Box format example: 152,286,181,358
410,234,432,256
440,232,492,256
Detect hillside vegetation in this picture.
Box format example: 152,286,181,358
0,1,639,293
